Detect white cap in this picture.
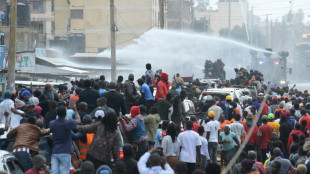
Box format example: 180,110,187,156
70,77,75,82
95,110,105,118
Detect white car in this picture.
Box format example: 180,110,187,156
199,88,243,101
0,150,24,173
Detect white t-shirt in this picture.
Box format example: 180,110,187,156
10,109,24,129
178,130,202,163
0,99,14,124
205,120,220,143
200,136,210,159
230,121,244,146
208,105,223,121
162,135,180,157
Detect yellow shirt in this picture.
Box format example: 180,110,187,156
267,121,280,137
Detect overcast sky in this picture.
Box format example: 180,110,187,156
209,0,310,24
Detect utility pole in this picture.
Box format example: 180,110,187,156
110,0,116,81
7,0,17,91
228,0,231,38
159,0,164,29
179,0,183,30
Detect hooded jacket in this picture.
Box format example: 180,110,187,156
144,113,161,142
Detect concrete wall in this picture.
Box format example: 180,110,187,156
1,27,35,52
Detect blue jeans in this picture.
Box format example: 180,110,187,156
13,151,32,171
51,154,71,174
208,142,218,164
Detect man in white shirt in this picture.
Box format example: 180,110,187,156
198,125,210,169
138,147,174,174
205,111,220,164
239,91,252,105
208,100,223,121
0,91,25,124
178,121,201,174
230,114,245,149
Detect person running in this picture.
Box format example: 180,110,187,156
178,121,201,174
267,114,280,138
205,111,220,164
258,115,274,163
219,125,240,165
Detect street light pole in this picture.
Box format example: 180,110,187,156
7,0,17,91
110,0,116,81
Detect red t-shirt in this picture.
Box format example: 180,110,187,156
25,169,42,174
184,122,200,133
258,124,274,149
299,115,310,131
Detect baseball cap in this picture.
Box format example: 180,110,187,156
95,110,105,118
267,113,274,120
70,77,75,82
208,111,215,117
226,95,232,101
261,115,268,121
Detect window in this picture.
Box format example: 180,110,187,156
70,9,83,19
32,0,45,13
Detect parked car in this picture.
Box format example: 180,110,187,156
0,150,24,174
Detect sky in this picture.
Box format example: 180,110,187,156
208,0,310,24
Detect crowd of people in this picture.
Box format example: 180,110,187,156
0,63,309,174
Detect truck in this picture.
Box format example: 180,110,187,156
250,49,291,86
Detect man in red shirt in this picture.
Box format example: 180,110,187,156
184,116,200,133
299,109,310,131
155,73,170,100
258,115,274,164
25,155,49,174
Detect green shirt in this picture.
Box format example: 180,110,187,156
144,114,161,142
155,99,171,120
220,132,235,151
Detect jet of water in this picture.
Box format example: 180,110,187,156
100,29,278,80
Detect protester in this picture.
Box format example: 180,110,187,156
118,144,139,174
24,155,50,174
137,146,174,174
102,81,126,116
178,121,201,174
50,106,80,174
79,79,100,113
208,99,223,121
219,125,240,165
124,74,139,113
121,106,148,160
77,112,119,168
7,116,50,171
205,111,220,164
155,72,170,100
144,106,161,149
171,90,187,125
198,126,210,169
258,115,274,163
137,78,154,113
155,93,172,120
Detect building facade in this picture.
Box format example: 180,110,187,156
54,0,161,53
195,0,249,35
